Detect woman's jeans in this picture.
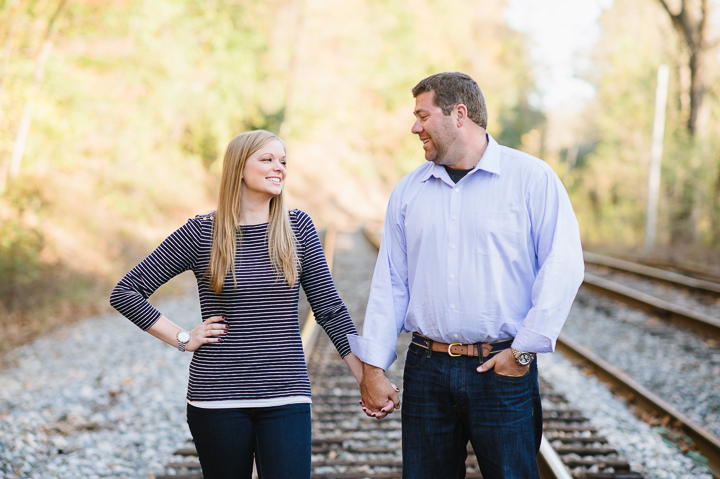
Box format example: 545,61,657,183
401,342,542,479
187,402,311,479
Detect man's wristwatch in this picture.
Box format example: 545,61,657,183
177,330,191,352
510,348,535,366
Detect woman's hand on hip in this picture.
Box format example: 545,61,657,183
186,315,228,351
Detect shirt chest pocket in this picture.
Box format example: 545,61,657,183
475,210,525,259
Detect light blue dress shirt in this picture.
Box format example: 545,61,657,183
349,134,585,370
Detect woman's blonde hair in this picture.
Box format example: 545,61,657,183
209,130,298,293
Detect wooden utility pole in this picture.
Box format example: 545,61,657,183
645,64,670,251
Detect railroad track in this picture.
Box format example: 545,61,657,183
558,251,720,478
582,252,720,342
361,227,644,479
154,230,712,479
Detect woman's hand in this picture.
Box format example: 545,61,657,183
185,315,228,351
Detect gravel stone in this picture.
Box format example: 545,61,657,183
0,296,199,478
2,231,718,478
540,352,713,479
563,288,720,438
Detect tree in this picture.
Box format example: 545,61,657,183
5,0,67,186
655,0,719,136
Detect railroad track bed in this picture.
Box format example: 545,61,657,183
583,262,720,321
307,327,651,479
540,351,713,479
159,330,660,479
564,288,720,443
540,377,643,479
0,233,716,478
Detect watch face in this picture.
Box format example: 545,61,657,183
517,352,533,366
177,331,191,343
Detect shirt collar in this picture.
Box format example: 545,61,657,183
419,133,502,184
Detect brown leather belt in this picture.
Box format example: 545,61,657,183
411,333,513,358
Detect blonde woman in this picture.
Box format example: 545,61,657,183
110,130,363,479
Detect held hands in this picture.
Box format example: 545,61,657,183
185,315,228,352
476,349,529,377
359,363,401,420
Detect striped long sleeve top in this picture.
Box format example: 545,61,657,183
110,209,357,404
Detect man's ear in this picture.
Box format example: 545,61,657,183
455,104,468,128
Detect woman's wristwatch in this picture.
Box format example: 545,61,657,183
177,330,191,352
510,348,535,366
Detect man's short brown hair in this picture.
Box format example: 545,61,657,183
412,72,487,129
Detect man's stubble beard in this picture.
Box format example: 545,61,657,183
428,118,459,166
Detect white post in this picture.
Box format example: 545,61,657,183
645,64,669,251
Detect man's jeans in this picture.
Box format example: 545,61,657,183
187,402,311,479
401,342,542,479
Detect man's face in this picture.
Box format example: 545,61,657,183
411,91,458,165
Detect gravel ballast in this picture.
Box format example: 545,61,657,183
563,288,720,438
0,296,198,479
540,351,713,479
1,233,718,478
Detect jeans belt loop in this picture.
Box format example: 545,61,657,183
427,338,433,358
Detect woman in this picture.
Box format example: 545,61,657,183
110,129,363,479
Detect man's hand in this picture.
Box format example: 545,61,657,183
476,349,529,377
359,363,400,420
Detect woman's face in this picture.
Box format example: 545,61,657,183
241,140,287,201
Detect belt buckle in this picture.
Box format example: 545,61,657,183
448,342,462,357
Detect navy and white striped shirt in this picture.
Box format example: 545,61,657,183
110,209,357,404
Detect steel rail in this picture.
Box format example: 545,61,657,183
556,333,720,478
362,225,570,479
582,272,720,342
584,251,720,295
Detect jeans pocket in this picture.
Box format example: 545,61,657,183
491,368,530,381
405,345,427,370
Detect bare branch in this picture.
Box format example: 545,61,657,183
43,0,69,42
698,0,708,49
656,0,687,42
656,0,676,18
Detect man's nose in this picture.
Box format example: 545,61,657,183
411,120,422,134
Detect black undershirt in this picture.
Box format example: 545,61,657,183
444,165,474,184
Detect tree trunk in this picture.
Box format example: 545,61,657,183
9,39,51,179
0,0,23,194
5,0,66,184
656,0,715,137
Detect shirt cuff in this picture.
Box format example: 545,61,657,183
347,334,398,371
511,328,554,354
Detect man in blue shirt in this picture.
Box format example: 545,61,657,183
348,72,584,478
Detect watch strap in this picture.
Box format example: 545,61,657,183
177,331,190,352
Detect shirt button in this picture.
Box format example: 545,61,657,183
450,274,455,279
452,215,457,220
450,304,455,309
454,188,460,193
451,244,456,249
454,334,458,339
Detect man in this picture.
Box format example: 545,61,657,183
348,72,584,478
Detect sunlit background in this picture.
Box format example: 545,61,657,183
0,0,719,350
